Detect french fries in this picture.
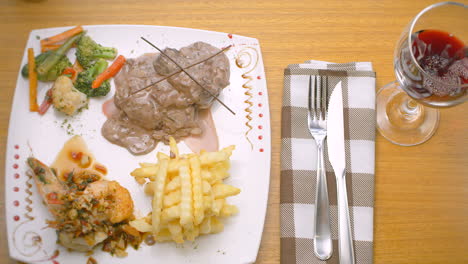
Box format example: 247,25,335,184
190,156,204,225
130,137,240,244
152,153,169,234
179,160,193,230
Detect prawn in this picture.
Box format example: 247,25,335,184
27,158,67,217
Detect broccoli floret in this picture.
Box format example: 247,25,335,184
22,51,72,81
21,33,81,82
76,35,117,69
75,58,110,97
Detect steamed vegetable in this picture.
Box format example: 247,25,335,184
22,33,82,81
62,67,77,81
40,26,83,47
37,33,83,77
75,35,117,68
92,55,126,89
22,51,72,81
38,89,53,115
75,58,110,97
51,76,88,116
28,48,39,112
41,44,61,52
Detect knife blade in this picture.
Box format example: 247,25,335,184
326,82,355,264
327,82,345,170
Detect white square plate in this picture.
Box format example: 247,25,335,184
5,25,271,264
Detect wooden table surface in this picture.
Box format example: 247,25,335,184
1,0,467,263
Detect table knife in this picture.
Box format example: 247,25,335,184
326,82,355,264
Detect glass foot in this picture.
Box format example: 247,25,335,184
376,81,439,146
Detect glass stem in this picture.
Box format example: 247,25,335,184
400,98,422,121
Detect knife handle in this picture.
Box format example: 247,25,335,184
337,169,355,264
313,140,333,260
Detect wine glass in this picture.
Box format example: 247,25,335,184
377,2,467,146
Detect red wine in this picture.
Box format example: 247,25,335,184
412,29,467,98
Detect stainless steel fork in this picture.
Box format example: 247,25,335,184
307,75,333,260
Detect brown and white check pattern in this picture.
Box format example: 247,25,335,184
281,61,376,264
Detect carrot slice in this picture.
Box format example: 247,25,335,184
91,55,126,89
28,48,39,112
68,60,84,82
40,26,83,47
62,67,77,81
41,44,61,52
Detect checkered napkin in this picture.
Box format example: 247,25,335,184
281,61,376,264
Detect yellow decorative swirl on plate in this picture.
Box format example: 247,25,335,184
235,47,259,150
24,171,35,221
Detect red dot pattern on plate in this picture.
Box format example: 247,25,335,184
13,187,19,192
228,33,233,39
14,145,19,149
13,215,20,221
258,125,263,129
258,103,262,107
14,154,19,159
259,113,263,118
257,76,261,80
53,260,60,264
258,92,263,96
13,201,19,207
14,173,20,179
259,148,264,152
258,135,263,140
13,164,19,169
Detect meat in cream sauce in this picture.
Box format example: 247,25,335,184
102,42,230,155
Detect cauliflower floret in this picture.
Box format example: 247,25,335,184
52,76,88,115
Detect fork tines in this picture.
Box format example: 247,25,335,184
308,75,329,120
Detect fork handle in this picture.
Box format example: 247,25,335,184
313,139,333,260
336,169,355,264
